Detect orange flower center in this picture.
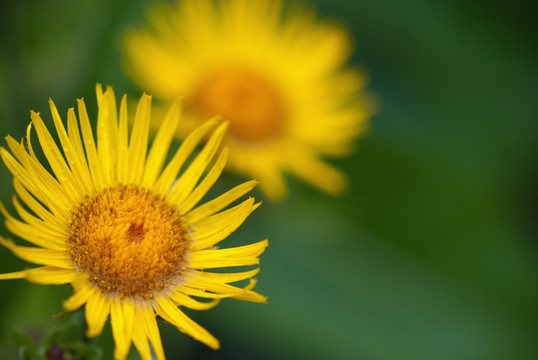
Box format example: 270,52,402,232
68,185,189,299
189,68,286,143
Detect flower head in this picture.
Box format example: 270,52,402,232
0,85,267,360
124,0,374,200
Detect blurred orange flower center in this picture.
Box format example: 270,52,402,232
68,184,189,299
190,68,285,143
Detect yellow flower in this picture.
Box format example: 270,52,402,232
123,0,373,200
0,85,267,360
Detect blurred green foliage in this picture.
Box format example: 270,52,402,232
1,0,537,359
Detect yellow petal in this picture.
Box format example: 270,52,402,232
166,120,228,205
189,239,268,269
111,300,134,360
142,97,182,188
156,296,220,350
131,312,151,360
186,180,258,223
127,93,152,184
0,237,71,268
117,94,129,183
63,284,95,311
0,271,25,280
190,197,259,251
86,291,111,338
23,266,77,284
153,117,220,197
77,98,104,189
169,291,220,310
179,147,228,215
185,272,266,303
140,304,165,360
30,110,79,201
196,268,260,284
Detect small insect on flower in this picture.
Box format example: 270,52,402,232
124,0,375,200
0,85,268,360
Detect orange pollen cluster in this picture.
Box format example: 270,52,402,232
68,184,189,299
189,68,286,143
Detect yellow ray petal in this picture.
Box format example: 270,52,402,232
63,284,95,311
166,121,227,205
96,87,118,184
142,97,182,188
0,271,25,280
140,304,165,360
188,239,268,269
49,103,92,194
0,237,71,268
169,291,220,310
127,93,152,184
12,195,66,239
111,300,135,360
190,197,259,251
117,94,130,183
30,110,80,200
2,139,70,218
153,117,219,197
77,98,104,189
23,266,77,284
0,203,67,250
289,150,348,196
85,291,111,338
186,180,258,223
185,272,266,303
67,104,94,192
156,296,220,350
12,178,66,230
195,268,260,284
131,312,151,360
179,147,228,215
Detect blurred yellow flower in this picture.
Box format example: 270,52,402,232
0,85,267,360
124,0,373,200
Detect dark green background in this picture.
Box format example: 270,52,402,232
1,0,537,359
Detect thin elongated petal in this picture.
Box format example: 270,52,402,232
131,313,151,360
153,117,220,196
0,204,66,250
96,87,116,184
12,196,66,239
190,198,260,250
179,147,228,215
0,238,71,268
77,98,104,189
63,285,94,311
86,291,111,337
156,297,220,349
186,180,258,223
50,103,92,194
111,300,135,359
185,272,266,303
196,268,260,284
128,94,152,183
140,304,165,360
30,110,79,200
0,271,25,280
142,97,182,187
169,291,220,310
116,94,130,183
166,121,227,205
12,178,66,229
23,266,77,284
189,239,268,269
